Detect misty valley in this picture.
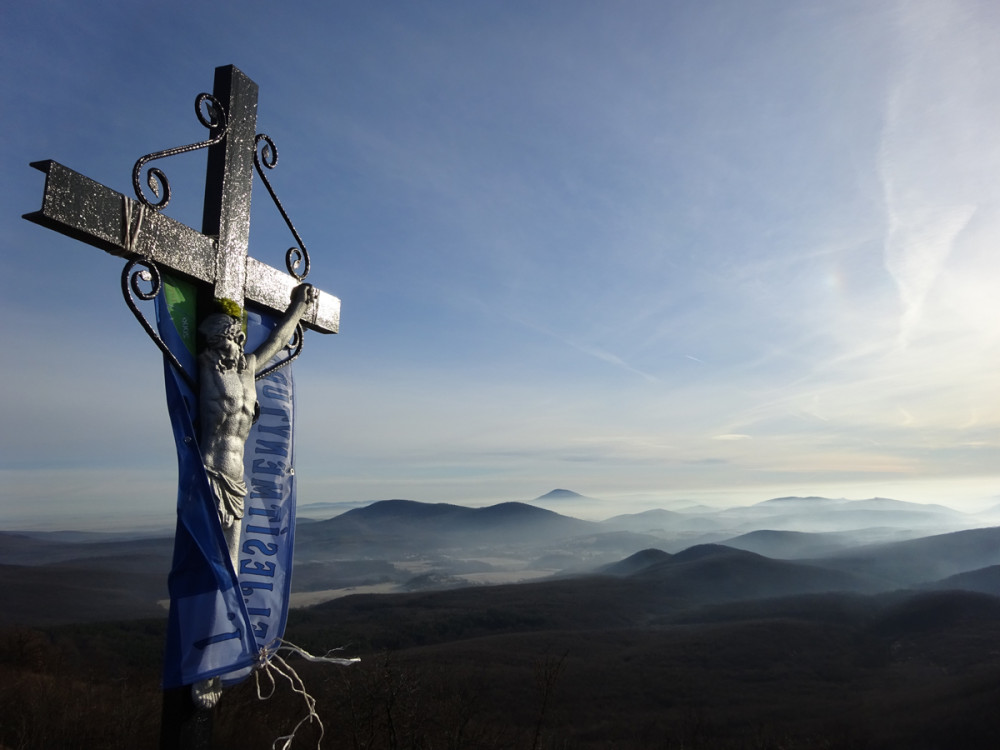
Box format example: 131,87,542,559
3,491,1000,748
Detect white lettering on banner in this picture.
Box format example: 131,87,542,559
237,369,294,647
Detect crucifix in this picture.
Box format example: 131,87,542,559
24,65,342,748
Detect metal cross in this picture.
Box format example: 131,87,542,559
24,65,341,749
24,65,339,342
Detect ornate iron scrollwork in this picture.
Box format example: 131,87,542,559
121,257,196,388
253,133,311,280
124,86,310,387
132,93,229,209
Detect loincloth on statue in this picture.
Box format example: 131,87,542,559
205,468,247,527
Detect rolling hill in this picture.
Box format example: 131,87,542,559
814,525,1000,586
295,498,599,551
926,565,1000,597
627,544,885,602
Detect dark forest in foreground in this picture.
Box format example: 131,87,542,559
3,582,1000,749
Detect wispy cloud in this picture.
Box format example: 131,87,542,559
878,1,1000,348
879,129,977,347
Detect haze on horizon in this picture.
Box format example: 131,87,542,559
2,1,999,531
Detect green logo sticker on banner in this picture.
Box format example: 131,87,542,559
163,274,198,357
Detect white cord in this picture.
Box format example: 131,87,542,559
254,640,360,750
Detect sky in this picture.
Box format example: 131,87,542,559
2,0,999,530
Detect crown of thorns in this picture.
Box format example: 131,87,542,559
199,312,243,340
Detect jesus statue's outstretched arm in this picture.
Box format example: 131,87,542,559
247,283,319,367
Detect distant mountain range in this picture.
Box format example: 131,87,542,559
2,491,998,627
701,494,976,534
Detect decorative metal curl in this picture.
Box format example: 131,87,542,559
132,93,228,210
256,322,305,381
254,133,311,280
121,258,196,388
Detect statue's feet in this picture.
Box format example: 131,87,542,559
192,676,223,709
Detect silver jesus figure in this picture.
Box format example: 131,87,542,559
197,283,318,571
192,283,317,709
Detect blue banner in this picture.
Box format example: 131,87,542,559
156,279,297,689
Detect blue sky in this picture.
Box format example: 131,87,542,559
2,1,999,529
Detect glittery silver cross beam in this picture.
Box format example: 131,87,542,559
24,65,340,337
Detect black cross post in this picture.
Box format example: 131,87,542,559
24,65,340,748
